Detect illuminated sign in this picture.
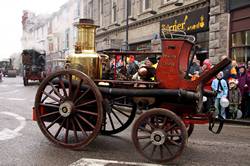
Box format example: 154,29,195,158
160,7,209,34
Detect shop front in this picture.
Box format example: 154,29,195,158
160,6,210,51
229,2,250,64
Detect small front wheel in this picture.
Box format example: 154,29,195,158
132,108,187,163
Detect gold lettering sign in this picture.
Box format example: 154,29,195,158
164,54,177,59
160,7,209,34
160,61,176,67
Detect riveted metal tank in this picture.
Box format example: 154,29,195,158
67,19,101,79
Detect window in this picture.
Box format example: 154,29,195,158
112,0,117,23
231,31,250,63
142,0,150,11
99,0,103,26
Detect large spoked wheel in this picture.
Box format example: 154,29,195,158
35,69,103,149
101,96,136,135
132,108,187,163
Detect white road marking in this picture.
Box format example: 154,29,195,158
189,139,250,148
7,98,26,101
70,158,164,166
0,96,27,101
0,112,26,141
0,89,20,95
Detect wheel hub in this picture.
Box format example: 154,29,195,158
59,101,74,117
151,130,166,146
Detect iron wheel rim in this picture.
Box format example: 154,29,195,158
132,108,187,163
35,69,103,149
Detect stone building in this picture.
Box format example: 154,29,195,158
21,0,250,64
92,0,210,54
21,0,88,60
91,0,250,64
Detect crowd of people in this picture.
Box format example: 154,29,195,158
189,56,250,119
104,54,250,120
104,55,158,81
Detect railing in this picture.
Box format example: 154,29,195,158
161,30,196,43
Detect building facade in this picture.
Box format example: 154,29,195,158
21,0,88,60
21,0,250,64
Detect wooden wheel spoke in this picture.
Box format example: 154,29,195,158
58,76,68,97
46,116,62,130
43,91,60,103
74,88,90,104
142,141,152,150
165,123,177,133
168,140,181,147
70,118,79,142
41,89,53,103
113,102,133,108
112,106,130,118
77,114,95,129
163,143,174,156
151,145,157,157
49,82,64,100
138,135,151,139
76,109,98,116
76,100,96,108
54,118,66,139
113,96,127,101
64,118,69,143
147,119,156,130
138,127,152,133
110,109,124,126
107,111,115,130
68,74,72,98
74,116,88,137
40,111,59,119
40,103,59,109
73,79,83,101
160,145,164,160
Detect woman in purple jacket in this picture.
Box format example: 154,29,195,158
237,64,248,118
246,61,250,118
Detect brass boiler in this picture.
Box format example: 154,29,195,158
67,19,101,79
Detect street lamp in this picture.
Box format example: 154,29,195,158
125,0,129,51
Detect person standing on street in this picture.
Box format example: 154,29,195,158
211,71,228,119
237,64,248,118
245,61,250,118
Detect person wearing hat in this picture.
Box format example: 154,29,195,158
228,78,242,119
136,56,157,81
211,71,228,119
237,64,248,118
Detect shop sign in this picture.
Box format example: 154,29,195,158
160,7,209,34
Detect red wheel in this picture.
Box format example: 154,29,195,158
35,69,103,149
132,108,187,163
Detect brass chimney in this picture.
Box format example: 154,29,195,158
67,19,101,79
